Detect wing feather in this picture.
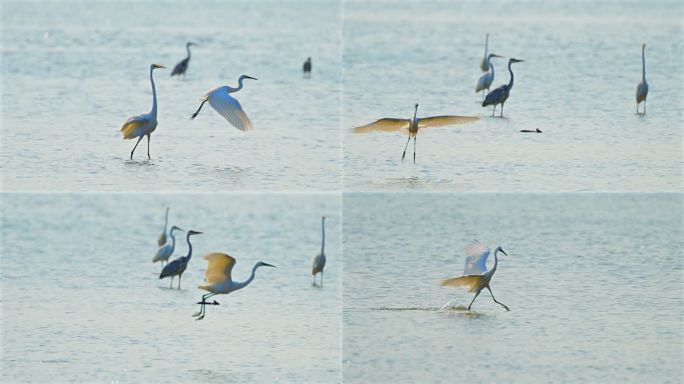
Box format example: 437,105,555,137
352,118,410,134
120,115,150,139
418,116,479,128
208,90,254,131
463,240,491,276
440,276,483,292
203,252,236,284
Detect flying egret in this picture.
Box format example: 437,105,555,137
482,58,524,117
170,42,197,77
157,207,170,247
479,33,490,72
190,75,257,131
193,252,276,320
303,57,312,77
636,43,649,114
312,216,326,286
120,63,165,159
441,240,510,311
153,225,183,268
159,230,203,289
476,53,504,100
352,103,479,163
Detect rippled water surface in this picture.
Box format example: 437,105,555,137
342,193,683,383
1,194,341,383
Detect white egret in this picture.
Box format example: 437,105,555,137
303,57,312,77
479,33,490,72
352,103,479,163
482,58,524,117
193,252,276,320
441,240,510,311
170,42,197,77
153,225,183,268
312,216,326,286
120,63,165,159
636,43,649,114
476,53,503,100
157,207,170,247
159,230,203,289
190,75,257,131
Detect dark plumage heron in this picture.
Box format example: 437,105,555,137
482,58,523,117
160,230,203,289
170,42,197,77
312,216,326,286
636,43,649,114
303,57,312,77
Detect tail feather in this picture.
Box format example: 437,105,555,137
440,275,482,292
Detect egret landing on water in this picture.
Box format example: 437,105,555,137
153,225,183,269
483,58,524,117
160,230,202,289
480,33,490,72
636,43,649,115
120,64,165,159
171,42,197,77
312,216,326,286
476,53,503,100
190,75,257,131
193,252,276,320
441,240,510,311
303,57,312,77
157,207,170,247
352,104,479,163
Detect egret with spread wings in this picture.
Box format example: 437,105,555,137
193,252,276,320
352,103,479,163
441,240,510,311
120,64,165,159
190,75,257,132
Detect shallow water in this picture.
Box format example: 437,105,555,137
342,193,683,383
1,193,341,383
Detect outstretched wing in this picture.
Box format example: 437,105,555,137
352,118,410,134
463,240,491,276
208,90,254,131
440,275,483,292
418,115,479,128
204,252,236,284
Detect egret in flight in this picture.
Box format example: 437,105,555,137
190,75,257,131
170,42,197,77
441,240,510,311
476,53,503,100
636,43,649,114
303,57,312,77
160,230,203,289
157,207,170,247
352,104,479,163
482,58,524,117
120,63,165,159
479,33,490,72
153,225,183,268
193,252,276,320
312,216,327,286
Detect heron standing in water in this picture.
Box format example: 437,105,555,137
636,43,649,114
120,64,165,159
171,42,197,77
482,58,524,117
160,230,203,289
312,216,326,286
476,53,503,100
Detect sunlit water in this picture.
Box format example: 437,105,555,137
1,0,342,191
1,194,341,383
342,193,683,383
343,1,684,191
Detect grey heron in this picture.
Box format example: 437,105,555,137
312,216,327,286
482,58,524,117
170,42,197,77
159,230,203,289
636,43,649,114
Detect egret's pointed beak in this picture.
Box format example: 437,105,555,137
501,249,509,256
245,75,258,80
152,64,166,69
262,262,276,268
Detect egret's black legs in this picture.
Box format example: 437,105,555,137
194,292,218,320
486,286,509,311
130,136,144,159
313,274,316,285
467,290,481,311
190,100,207,120
413,136,416,163
146,133,151,159
401,136,411,161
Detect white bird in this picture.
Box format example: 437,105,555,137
157,207,170,247
352,103,479,163
193,252,276,320
636,43,649,115
482,58,524,117
159,230,203,289
120,63,165,159
441,240,510,311
190,75,257,131
476,53,503,100
479,33,490,72
153,225,183,268
170,42,197,77
312,216,327,286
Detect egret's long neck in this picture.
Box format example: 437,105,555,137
232,77,245,93
483,34,489,57
150,67,158,117
488,57,495,77
237,264,260,290
321,219,326,254
169,230,176,248
488,249,500,277
163,209,168,232
507,60,515,89
641,46,646,81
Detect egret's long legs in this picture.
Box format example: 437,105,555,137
146,134,151,159
401,136,411,161
193,292,218,320
130,136,144,159
467,290,481,311
486,286,509,311
413,136,416,163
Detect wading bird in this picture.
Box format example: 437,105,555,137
157,207,170,247
303,57,312,77
352,104,479,163
153,225,183,268
441,240,510,311
636,43,649,114
193,252,276,320
480,33,490,72
190,75,257,131
482,58,523,117
120,64,165,159
170,42,197,77
160,230,203,289
476,53,503,100
312,216,327,286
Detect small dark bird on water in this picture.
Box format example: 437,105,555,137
303,57,312,77
520,128,542,133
